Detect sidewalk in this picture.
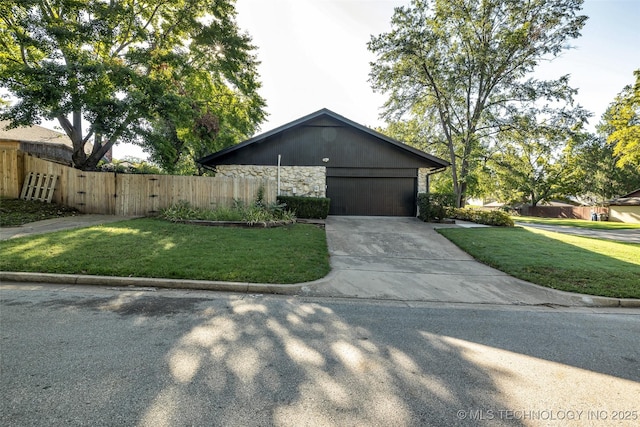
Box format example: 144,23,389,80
0,215,139,240
515,222,640,243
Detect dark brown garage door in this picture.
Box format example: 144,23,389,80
326,176,416,216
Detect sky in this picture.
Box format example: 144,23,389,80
111,0,639,159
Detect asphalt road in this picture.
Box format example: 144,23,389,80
1,283,639,426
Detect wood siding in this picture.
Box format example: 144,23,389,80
327,167,417,178
210,116,438,169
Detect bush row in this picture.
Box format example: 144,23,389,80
450,208,514,227
159,200,295,225
277,196,330,219
417,192,513,226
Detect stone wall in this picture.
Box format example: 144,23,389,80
418,168,430,194
215,165,326,198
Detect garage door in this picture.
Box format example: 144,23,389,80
326,176,416,216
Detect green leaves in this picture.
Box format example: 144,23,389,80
369,0,587,207
0,0,266,171
600,70,640,172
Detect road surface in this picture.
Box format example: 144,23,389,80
1,283,639,426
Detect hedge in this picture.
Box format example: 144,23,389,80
417,192,513,226
277,196,331,219
417,192,456,222
450,208,514,227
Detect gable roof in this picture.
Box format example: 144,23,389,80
609,188,640,206
621,189,640,198
198,108,450,168
0,120,73,148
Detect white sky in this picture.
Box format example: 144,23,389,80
113,0,640,159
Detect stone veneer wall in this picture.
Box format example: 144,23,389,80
215,165,326,198
418,168,431,194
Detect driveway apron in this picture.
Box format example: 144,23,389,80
305,216,602,306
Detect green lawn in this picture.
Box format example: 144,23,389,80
0,218,330,284
513,216,640,230
437,226,640,299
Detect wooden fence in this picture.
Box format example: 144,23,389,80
1,147,24,198
1,152,276,216
518,205,608,220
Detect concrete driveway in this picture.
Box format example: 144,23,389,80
304,216,615,306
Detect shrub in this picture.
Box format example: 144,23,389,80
277,196,330,219
450,207,514,227
159,200,203,221
417,192,456,222
159,200,295,224
240,200,295,225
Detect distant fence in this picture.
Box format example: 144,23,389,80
518,205,608,220
1,151,276,216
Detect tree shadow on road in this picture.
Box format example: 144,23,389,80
4,290,638,426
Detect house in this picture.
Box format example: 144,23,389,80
198,109,449,216
0,120,75,165
608,189,640,223
0,121,107,166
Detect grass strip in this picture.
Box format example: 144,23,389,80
437,226,640,299
0,218,330,284
513,216,640,230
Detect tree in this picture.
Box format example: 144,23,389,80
563,131,640,204
369,0,588,207
0,0,265,171
141,70,265,175
380,119,494,199
490,115,572,206
599,70,640,172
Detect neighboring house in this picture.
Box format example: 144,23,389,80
537,200,578,207
483,201,506,210
0,121,106,165
608,189,640,223
0,120,75,165
198,108,449,216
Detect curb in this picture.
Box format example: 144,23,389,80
2,271,639,308
562,292,640,308
505,276,640,308
0,271,327,295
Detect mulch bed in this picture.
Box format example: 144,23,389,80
173,219,297,228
